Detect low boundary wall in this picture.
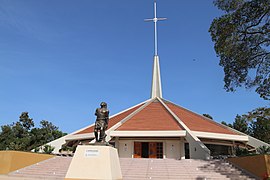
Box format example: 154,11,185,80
0,150,53,174
227,155,270,179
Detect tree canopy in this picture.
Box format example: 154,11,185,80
202,114,213,119
233,114,248,134
222,107,270,144
0,112,66,151
209,0,270,100
245,107,270,143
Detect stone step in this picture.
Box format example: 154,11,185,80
7,157,256,180
8,156,72,180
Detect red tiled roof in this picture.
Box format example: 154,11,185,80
75,99,238,136
75,104,143,134
116,101,183,131
75,125,95,135
165,102,238,135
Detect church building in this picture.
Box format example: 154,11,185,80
47,1,269,160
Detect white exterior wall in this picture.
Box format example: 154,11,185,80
46,135,68,154
186,133,210,160
118,140,133,158
165,140,185,159
117,139,185,159
165,140,180,159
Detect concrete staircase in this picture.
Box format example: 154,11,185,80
3,157,256,180
121,158,256,180
7,156,72,180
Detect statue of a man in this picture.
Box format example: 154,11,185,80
94,102,109,143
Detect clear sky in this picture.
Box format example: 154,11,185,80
0,0,268,133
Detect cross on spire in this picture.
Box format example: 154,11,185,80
145,1,166,99
144,0,167,56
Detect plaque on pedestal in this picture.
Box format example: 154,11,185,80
65,145,122,180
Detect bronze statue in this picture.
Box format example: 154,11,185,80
94,102,109,143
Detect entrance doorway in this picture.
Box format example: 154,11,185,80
141,142,149,158
134,142,163,158
185,143,190,159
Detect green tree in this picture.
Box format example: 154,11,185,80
0,112,35,151
0,112,66,151
10,122,31,150
29,120,66,150
202,114,213,119
222,107,270,143
0,125,13,150
19,112,34,130
245,107,270,143
221,121,233,128
209,0,270,100
43,144,55,154
256,145,270,154
233,114,248,133
221,116,248,133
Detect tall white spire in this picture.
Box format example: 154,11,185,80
151,55,162,98
145,1,166,99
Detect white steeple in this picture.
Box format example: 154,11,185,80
151,55,162,98
145,1,166,99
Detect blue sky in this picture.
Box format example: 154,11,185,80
0,0,268,133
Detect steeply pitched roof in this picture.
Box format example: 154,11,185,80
75,98,239,136
116,101,183,131
165,101,239,135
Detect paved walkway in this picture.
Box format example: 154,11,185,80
0,157,257,180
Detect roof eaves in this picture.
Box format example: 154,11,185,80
192,131,248,141
157,97,211,159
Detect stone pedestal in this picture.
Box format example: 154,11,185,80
65,145,122,180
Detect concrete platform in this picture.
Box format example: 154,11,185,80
65,145,122,180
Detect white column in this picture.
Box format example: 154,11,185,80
180,138,185,159
163,140,166,159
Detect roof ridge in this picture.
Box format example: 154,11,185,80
105,98,156,140
115,97,184,131
156,98,185,130
157,98,191,132
162,98,239,134
157,97,211,159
